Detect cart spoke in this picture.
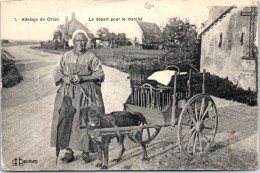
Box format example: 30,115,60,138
182,122,195,126
204,126,213,130
186,130,196,152
200,102,212,121
182,127,195,140
199,132,210,143
198,132,203,152
192,132,197,155
203,114,216,123
186,111,196,124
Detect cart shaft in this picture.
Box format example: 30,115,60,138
92,124,167,133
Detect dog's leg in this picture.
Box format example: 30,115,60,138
140,142,149,161
112,135,125,162
101,137,109,169
95,143,103,167
135,131,149,162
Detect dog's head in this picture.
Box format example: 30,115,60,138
86,107,103,129
81,106,104,129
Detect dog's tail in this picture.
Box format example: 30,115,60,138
133,112,147,125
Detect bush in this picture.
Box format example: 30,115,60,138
205,75,257,106
1,39,9,43
40,41,62,50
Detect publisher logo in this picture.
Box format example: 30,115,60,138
12,158,38,166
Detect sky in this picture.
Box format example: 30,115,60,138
1,0,257,41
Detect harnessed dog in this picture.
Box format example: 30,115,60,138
81,107,149,169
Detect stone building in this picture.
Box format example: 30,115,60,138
199,6,258,91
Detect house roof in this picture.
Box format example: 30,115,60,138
137,21,162,38
198,6,236,37
61,18,94,39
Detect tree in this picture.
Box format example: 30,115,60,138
96,27,109,41
53,30,62,42
107,32,117,47
161,17,200,69
96,27,131,48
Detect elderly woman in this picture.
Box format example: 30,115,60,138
50,30,105,163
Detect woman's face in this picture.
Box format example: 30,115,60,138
73,33,87,52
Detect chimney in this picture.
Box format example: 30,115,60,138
65,16,68,23
71,12,75,20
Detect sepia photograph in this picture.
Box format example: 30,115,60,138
1,0,258,171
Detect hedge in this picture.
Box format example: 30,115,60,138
205,75,257,106
2,53,23,88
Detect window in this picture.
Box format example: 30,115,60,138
218,33,222,47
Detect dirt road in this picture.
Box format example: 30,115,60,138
1,45,258,171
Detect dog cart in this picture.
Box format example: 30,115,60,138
93,64,218,159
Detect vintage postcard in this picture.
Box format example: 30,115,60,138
1,0,258,171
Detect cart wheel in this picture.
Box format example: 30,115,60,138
177,94,218,158
128,122,161,144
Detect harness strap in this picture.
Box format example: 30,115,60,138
102,115,122,140
66,83,95,106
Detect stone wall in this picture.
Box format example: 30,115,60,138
200,7,257,91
